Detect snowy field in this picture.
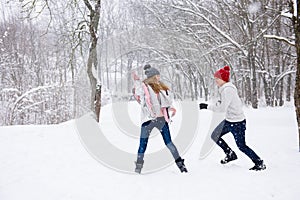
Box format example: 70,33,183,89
0,102,300,200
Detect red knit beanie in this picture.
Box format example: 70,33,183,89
214,66,230,82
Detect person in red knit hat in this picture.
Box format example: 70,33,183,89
214,65,230,82
199,66,266,171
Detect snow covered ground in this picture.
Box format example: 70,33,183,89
0,102,300,200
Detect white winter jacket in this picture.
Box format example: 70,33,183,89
208,82,245,122
134,80,174,124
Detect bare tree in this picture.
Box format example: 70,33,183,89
291,0,300,151
14,0,103,121
83,0,102,121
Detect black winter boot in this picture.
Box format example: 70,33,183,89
220,150,238,164
249,160,266,171
175,157,188,173
135,160,144,174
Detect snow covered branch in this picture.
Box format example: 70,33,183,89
263,35,295,46
171,3,248,56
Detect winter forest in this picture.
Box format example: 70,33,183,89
0,0,299,127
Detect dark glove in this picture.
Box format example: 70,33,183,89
199,103,208,110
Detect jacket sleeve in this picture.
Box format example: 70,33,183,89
134,80,143,95
208,87,234,113
133,80,144,103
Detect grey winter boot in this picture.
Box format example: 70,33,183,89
135,160,144,174
175,157,188,173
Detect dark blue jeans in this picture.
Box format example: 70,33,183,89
211,119,261,164
137,117,180,162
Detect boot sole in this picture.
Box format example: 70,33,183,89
220,157,237,164
249,164,266,171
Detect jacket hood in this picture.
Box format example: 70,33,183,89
219,82,236,93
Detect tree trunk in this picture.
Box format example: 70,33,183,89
188,68,194,101
249,44,258,108
95,84,102,122
295,56,300,151
245,75,252,105
292,0,300,151
176,73,182,100
194,76,198,100
127,58,133,93
262,75,272,106
286,74,291,102
274,66,280,106
83,0,102,116
279,71,284,107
